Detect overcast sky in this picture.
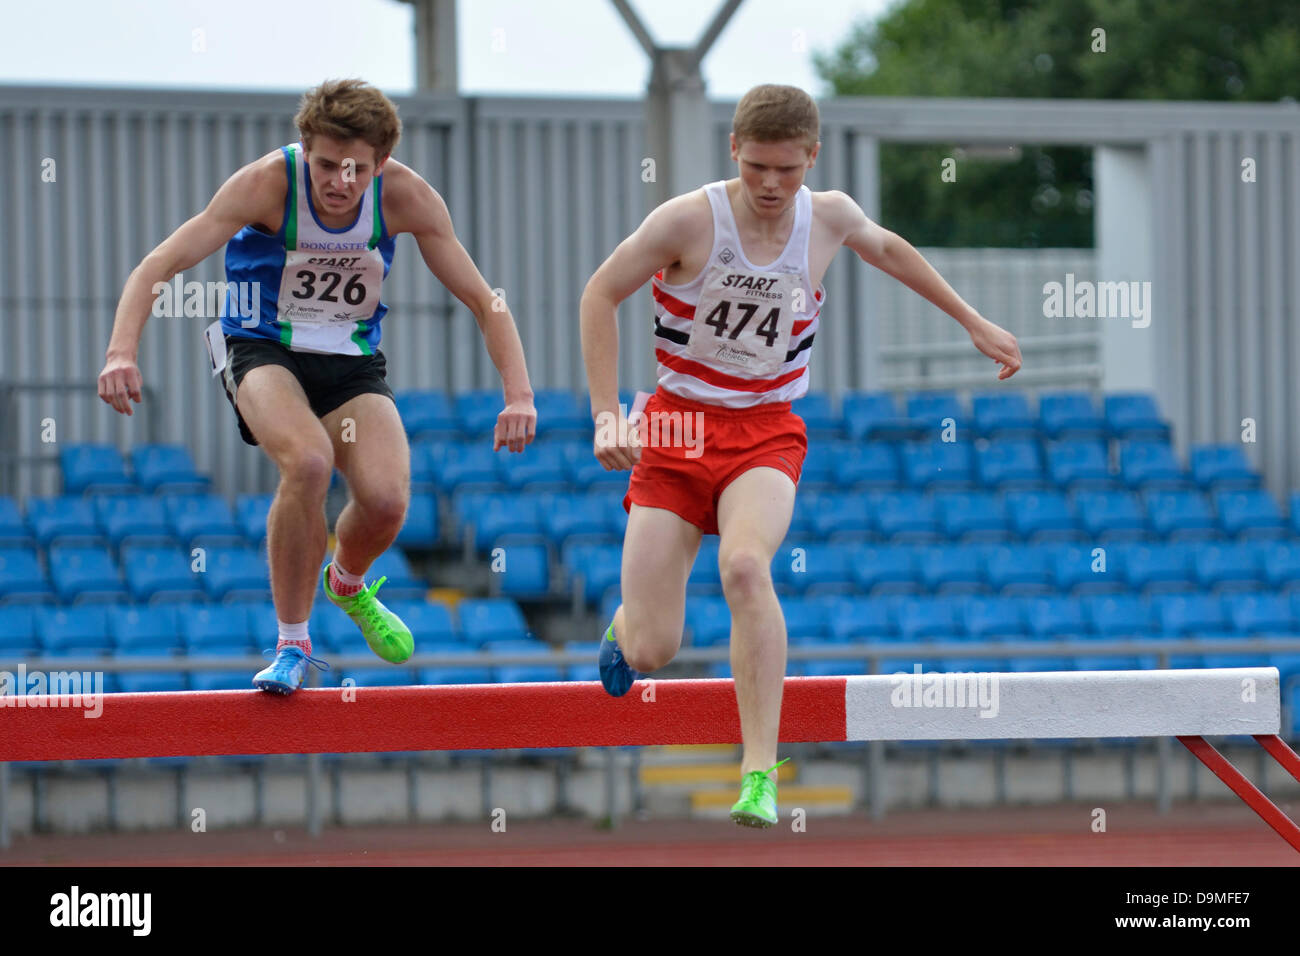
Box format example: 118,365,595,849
0,0,890,98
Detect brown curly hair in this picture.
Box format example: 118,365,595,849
294,78,402,161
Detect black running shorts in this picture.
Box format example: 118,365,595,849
220,335,395,446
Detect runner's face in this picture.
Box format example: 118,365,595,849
303,136,385,217
730,136,818,217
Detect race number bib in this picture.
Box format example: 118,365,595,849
275,249,383,328
686,265,797,377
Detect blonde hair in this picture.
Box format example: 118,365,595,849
295,78,402,161
732,84,819,150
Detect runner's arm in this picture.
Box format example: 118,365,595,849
837,192,1022,379
99,154,281,414
397,172,535,450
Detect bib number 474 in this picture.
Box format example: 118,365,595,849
701,301,781,348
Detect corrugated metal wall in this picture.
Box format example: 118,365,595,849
1,87,1296,498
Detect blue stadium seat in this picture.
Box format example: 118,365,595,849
454,390,502,438
1087,595,1157,638
0,497,32,548
48,546,128,603
436,443,506,494
394,390,459,440
1152,593,1230,636
963,596,1028,640
202,547,270,600
851,546,921,595
1071,490,1149,541
872,491,941,542
35,605,111,654
114,645,187,694
418,643,494,685
409,442,440,494
60,444,137,495
779,543,855,595
493,542,551,598
162,494,243,546
906,392,968,436
458,598,529,646
234,494,273,548
0,605,38,656
1051,543,1125,595
1290,493,1300,537
341,667,415,688
0,547,55,603
498,444,570,490
792,393,841,439
832,444,901,489
565,542,623,606
131,444,211,494
1003,490,1082,542
1025,596,1091,637
95,495,175,550
107,604,182,652
919,545,986,594
685,595,732,647
25,496,104,548
985,544,1055,595
937,492,1011,541
1045,440,1115,491
310,603,366,654
532,390,591,439
1104,393,1171,440
187,657,254,692
486,640,564,683
976,440,1046,490
902,442,977,491
181,605,253,654
1214,490,1287,539
1120,542,1198,594
810,495,875,540
1039,391,1106,440
1189,445,1261,492
1262,541,1300,592
841,392,925,441
393,494,439,549
1143,490,1218,541
826,596,896,642
537,492,611,548
1192,543,1264,592
1224,594,1300,636
972,393,1038,439
797,443,838,489
383,600,458,645
798,650,871,678
781,596,829,643
363,550,427,599
121,546,205,603
564,443,632,491
1119,441,1192,491
896,597,963,642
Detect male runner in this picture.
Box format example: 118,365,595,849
98,79,536,694
581,84,1021,826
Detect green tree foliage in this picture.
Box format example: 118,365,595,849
814,0,1300,247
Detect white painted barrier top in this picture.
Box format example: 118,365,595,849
845,668,1280,740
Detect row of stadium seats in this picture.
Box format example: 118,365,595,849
0,598,532,654
395,388,1175,442
0,548,425,604
407,436,1261,496
567,540,1300,605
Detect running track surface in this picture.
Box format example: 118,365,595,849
3,802,1298,866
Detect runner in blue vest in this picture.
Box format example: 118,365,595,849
98,79,536,693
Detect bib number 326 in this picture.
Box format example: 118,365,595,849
686,266,797,377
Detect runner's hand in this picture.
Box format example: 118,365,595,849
97,355,144,416
495,398,537,452
968,317,1022,380
593,408,642,471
